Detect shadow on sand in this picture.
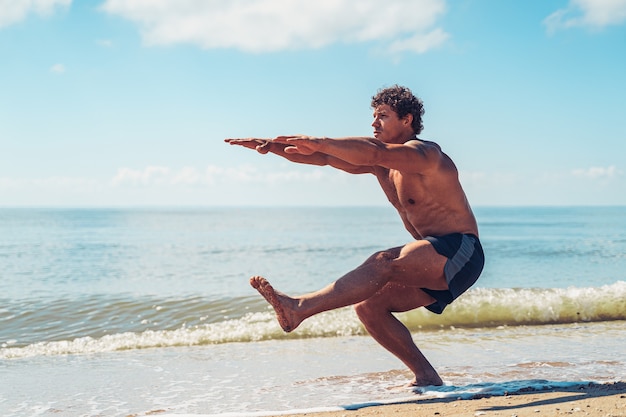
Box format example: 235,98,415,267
342,380,626,411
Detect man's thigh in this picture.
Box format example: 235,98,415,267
389,239,448,291
366,282,437,313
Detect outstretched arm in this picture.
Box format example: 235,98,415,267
224,138,373,174
274,136,442,174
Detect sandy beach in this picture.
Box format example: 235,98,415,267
274,382,626,417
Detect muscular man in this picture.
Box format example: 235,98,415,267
225,85,484,386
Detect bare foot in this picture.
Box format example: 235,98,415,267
249,276,300,332
410,375,444,387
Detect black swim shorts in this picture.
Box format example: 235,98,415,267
421,233,485,314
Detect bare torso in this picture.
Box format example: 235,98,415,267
373,141,479,240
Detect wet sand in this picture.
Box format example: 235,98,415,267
274,382,626,417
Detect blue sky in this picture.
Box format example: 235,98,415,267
1,0,625,207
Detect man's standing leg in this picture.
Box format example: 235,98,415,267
354,283,443,386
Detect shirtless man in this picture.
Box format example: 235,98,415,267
225,85,484,386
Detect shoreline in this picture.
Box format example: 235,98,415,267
272,382,626,417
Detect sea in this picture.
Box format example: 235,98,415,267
1,206,625,417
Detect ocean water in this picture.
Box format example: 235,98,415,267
1,206,625,416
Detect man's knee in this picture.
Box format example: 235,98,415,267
354,301,369,322
374,249,395,260
354,300,382,324
367,249,396,275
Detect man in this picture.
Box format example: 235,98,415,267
225,85,484,387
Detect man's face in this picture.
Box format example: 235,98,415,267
371,104,411,143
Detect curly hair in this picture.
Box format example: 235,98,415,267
371,85,425,135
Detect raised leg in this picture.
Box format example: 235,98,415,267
250,239,448,385
250,246,405,332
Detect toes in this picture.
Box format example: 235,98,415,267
249,276,265,289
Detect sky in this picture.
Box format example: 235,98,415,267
1,0,625,207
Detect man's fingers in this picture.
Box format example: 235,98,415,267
256,141,271,154
225,138,267,146
225,138,271,153
283,146,300,154
225,138,267,142
274,135,307,143
273,136,291,144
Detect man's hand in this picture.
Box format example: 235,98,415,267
273,135,323,156
224,138,272,154
227,135,370,174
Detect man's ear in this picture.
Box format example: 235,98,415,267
403,114,413,127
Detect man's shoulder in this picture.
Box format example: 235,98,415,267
404,138,441,150
401,139,444,162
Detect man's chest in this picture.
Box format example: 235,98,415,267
376,169,424,206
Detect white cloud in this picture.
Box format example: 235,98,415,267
388,27,449,54
50,63,65,73
0,176,97,192
571,165,622,179
110,165,334,187
544,0,626,33
0,0,71,28
96,39,113,47
111,166,172,186
99,0,448,53
455,168,626,206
